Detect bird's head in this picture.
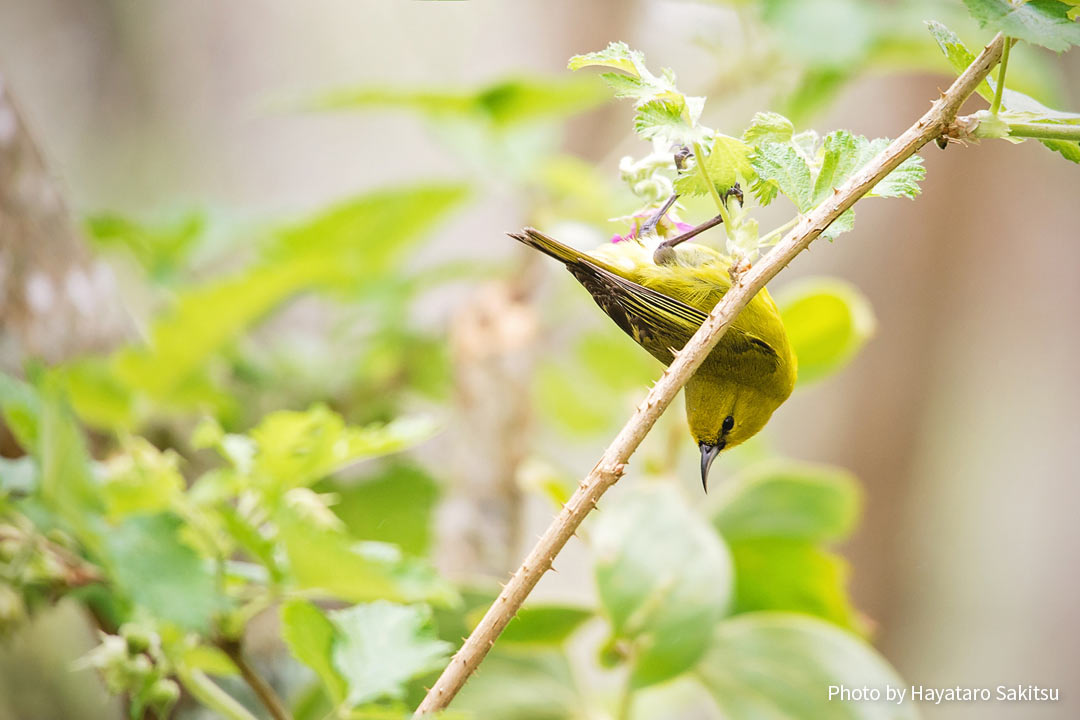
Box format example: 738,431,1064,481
685,379,781,492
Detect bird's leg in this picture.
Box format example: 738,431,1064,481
652,214,724,264
652,184,743,265
638,193,678,238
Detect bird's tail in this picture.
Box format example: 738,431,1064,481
509,227,622,275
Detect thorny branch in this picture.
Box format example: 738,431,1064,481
414,32,1006,717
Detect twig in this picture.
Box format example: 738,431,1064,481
176,666,260,720
413,32,1006,717
217,638,292,720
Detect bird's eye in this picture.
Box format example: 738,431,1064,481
722,415,735,434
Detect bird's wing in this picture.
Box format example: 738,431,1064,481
568,261,701,358
570,260,783,374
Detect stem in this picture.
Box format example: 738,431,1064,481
218,639,293,720
176,666,260,720
616,670,635,720
1006,122,1080,141
758,216,800,247
412,32,1007,719
990,37,1011,116
691,141,733,238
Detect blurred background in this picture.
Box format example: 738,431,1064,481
0,1,1077,719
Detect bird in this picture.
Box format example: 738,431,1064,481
510,226,797,491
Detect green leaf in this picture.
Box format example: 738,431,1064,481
927,21,1079,164
453,651,578,720
277,506,456,606
822,209,855,241
313,76,607,128
698,613,916,720
814,132,925,205
101,437,184,521
476,605,592,647
712,460,861,543
104,513,222,632
330,601,451,707
674,135,755,197
568,41,645,76
926,21,994,102
85,211,205,280
112,185,466,403
750,142,814,211
325,462,439,557
0,371,40,450
178,644,239,677
728,539,864,632
742,112,795,146
963,0,1080,52
251,404,435,489
778,278,876,385
570,42,706,146
593,486,732,687
39,379,104,549
54,358,135,431
812,130,860,203
282,600,348,704
632,99,710,145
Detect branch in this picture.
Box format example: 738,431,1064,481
414,32,1006,718
217,638,292,720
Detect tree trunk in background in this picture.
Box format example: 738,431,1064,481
0,73,128,373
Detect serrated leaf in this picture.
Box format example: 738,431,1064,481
871,155,925,199
963,0,1080,52
822,208,856,240
1040,138,1080,163
926,20,995,102
751,142,814,211
712,460,862,543
814,132,925,203
927,20,1079,164
330,601,451,707
674,135,754,197
282,600,348,704
633,99,708,145
812,130,860,203
742,111,795,146
599,72,658,101
778,277,877,384
568,41,644,76
593,486,732,688
699,613,917,720
571,42,706,146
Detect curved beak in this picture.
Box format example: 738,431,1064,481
699,441,724,493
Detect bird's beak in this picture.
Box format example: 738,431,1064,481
699,441,724,493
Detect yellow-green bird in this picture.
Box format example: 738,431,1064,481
511,227,797,491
